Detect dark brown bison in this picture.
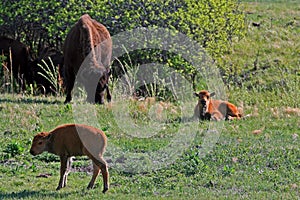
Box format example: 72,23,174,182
194,90,242,121
31,47,64,94
0,36,32,90
63,14,112,104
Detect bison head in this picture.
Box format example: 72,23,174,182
194,90,215,119
30,132,51,156
79,66,111,104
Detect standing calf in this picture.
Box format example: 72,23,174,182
194,90,241,121
30,124,109,193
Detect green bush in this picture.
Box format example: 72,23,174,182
0,0,245,92
3,142,24,158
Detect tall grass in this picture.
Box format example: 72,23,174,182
0,49,18,94
113,59,185,102
37,57,62,96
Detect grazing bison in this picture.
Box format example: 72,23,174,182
0,36,32,90
194,90,241,121
30,124,109,193
31,47,64,94
63,14,112,104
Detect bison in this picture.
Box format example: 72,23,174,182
63,14,112,104
30,123,109,193
0,36,32,90
193,90,242,121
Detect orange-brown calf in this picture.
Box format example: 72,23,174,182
194,90,241,121
30,124,109,193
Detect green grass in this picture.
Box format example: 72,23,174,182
0,92,299,199
0,1,299,199
224,1,299,92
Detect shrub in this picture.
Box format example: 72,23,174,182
3,142,24,158
0,0,245,94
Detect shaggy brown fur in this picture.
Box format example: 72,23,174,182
0,36,32,90
63,14,112,104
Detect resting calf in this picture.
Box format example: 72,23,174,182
194,90,241,121
30,124,109,193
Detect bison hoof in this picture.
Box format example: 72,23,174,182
64,95,72,104
102,187,108,193
64,100,70,104
87,184,94,190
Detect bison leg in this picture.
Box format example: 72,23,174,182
100,162,109,193
64,157,72,186
89,156,109,193
106,86,111,103
64,75,75,104
226,103,241,120
56,156,72,190
94,90,105,104
211,111,223,121
87,162,100,189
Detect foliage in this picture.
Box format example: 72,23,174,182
0,0,245,90
0,1,298,198
223,1,300,88
3,141,24,158
36,58,62,96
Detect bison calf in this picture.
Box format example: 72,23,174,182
194,90,241,121
30,124,109,193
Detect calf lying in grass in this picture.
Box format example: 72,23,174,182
30,124,109,193
194,90,242,121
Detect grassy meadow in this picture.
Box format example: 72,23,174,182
0,1,299,199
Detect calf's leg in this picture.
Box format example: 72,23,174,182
100,162,109,193
90,156,109,193
56,156,71,190
211,111,223,121
226,103,241,120
64,157,72,187
87,162,100,189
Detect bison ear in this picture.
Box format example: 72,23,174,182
46,134,51,139
210,92,216,97
40,132,51,140
194,92,199,97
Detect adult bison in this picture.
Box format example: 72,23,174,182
0,36,32,91
31,47,64,94
63,14,112,104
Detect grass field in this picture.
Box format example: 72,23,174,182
0,1,299,199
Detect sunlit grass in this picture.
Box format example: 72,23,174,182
0,1,299,199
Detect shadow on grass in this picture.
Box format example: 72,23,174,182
0,97,63,105
0,189,73,199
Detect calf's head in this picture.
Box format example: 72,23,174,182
194,90,215,115
30,132,50,156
